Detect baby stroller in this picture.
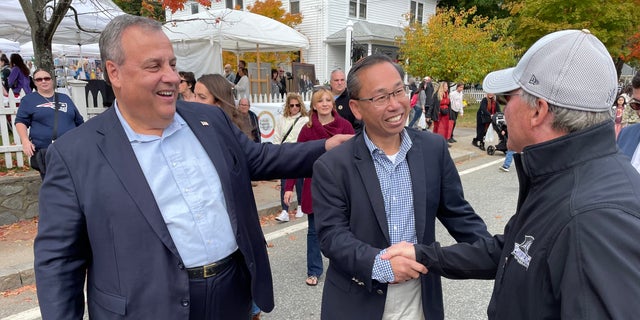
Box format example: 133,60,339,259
486,112,508,155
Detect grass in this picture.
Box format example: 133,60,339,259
457,101,479,128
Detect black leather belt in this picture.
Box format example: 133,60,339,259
187,251,239,279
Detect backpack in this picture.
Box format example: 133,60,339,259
410,93,419,107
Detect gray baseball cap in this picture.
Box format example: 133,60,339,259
482,29,617,112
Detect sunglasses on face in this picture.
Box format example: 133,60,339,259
289,103,300,108
34,77,52,82
629,98,640,111
496,92,524,105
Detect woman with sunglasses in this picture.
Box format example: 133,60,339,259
283,87,354,287
273,93,309,222
178,71,196,102
15,69,84,179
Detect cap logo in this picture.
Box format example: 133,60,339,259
528,75,539,85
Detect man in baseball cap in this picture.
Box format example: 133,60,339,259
382,29,640,319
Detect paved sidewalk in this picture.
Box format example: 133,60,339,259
0,128,480,292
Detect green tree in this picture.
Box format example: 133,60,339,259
399,7,519,84
504,0,640,77
437,0,510,19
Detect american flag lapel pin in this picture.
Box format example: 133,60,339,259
200,121,209,126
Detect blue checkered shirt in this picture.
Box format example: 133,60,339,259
364,129,417,283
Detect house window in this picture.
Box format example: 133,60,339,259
290,0,299,14
349,0,367,19
190,3,199,14
225,0,243,9
410,1,423,23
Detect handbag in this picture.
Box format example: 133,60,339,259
484,125,496,144
439,107,449,116
30,148,47,174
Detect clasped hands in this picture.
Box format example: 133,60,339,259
381,241,428,284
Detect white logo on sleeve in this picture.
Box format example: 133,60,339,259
511,235,534,269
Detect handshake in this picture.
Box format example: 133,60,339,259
381,241,429,284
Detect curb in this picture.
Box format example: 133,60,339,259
0,149,478,292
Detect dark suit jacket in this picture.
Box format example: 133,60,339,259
312,129,490,320
34,101,325,319
335,89,363,133
618,123,640,158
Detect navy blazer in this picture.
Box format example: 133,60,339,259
34,101,326,319
618,123,640,158
312,129,490,320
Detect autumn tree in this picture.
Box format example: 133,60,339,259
504,0,640,77
225,0,303,68
399,7,519,84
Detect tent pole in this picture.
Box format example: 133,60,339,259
256,44,262,99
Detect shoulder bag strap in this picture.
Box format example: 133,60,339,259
52,93,60,142
281,116,301,143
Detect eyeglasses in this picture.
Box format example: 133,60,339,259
496,92,525,104
356,87,407,108
629,98,640,111
34,77,52,82
289,103,300,108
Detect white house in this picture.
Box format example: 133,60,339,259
166,0,437,84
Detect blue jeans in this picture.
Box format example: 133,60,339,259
306,214,323,277
251,301,260,316
280,178,303,211
408,105,422,128
503,150,515,168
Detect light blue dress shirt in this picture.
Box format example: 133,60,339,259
114,102,237,268
365,129,417,283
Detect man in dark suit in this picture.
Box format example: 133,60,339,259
34,15,350,320
331,68,362,133
618,70,640,172
312,54,490,320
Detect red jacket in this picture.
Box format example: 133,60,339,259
285,110,354,214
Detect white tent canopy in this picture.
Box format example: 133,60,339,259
0,0,123,45
0,38,20,54
20,41,100,59
163,8,309,76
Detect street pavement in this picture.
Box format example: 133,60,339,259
0,127,513,319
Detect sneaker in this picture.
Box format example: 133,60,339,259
295,206,304,218
447,138,455,143
499,166,509,172
275,210,289,222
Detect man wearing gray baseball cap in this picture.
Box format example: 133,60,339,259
382,29,640,319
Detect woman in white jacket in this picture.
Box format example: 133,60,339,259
273,93,309,222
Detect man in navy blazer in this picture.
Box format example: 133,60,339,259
618,70,640,172
34,15,350,319
312,55,490,320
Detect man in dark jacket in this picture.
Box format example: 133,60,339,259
384,29,640,319
313,54,490,320
331,68,362,133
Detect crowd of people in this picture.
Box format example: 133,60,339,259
2,12,635,320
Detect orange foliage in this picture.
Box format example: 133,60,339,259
162,0,215,14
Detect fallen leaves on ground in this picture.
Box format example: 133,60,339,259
0,218,38,242
1,284,36,297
